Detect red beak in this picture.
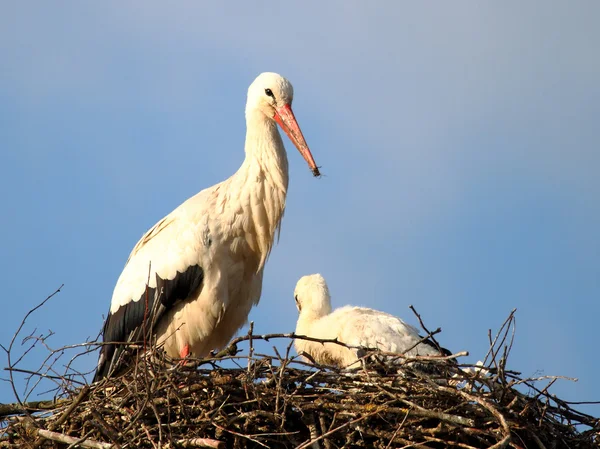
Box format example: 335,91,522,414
274,104,320,177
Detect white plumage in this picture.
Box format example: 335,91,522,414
293,274,447,368
95,73,319,380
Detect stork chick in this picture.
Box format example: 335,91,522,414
293,274,450,369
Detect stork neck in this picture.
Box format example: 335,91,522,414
300,302,332,322
223,112,289,269
242,112,289,192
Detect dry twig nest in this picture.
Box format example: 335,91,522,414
1,297,598,448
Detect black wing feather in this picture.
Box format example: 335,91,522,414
93,264,204,381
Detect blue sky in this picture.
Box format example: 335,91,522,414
1,2,599,416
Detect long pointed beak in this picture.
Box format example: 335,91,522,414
274,104,320,177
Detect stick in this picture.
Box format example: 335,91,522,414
36,429,113,449
409,305,444,353
175,438,225,448
0,285,63,415
0,398,69,417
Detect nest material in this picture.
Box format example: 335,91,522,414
1,332,599,449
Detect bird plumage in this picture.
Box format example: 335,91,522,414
94,73,319,380
293,274,449,368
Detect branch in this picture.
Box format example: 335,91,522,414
0,285,63,412
0,398,69,417
36,429,113,449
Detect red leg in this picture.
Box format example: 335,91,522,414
176,344,192,388
180,344,190,359
176,344,192,369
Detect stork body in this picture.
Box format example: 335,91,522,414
293,274,448,368
94,73,319,380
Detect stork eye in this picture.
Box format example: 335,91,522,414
265,88,274,98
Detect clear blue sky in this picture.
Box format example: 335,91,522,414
1,3,598,416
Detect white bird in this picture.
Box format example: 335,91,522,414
293,274,449,368
94,73,320,380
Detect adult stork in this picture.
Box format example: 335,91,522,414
293,274,450,369
94,72,320,380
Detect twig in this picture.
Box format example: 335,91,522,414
49,385,90,430
65,430,99,449
0,398,69,417
247,322,254,375
175,438,225,448
211,422,269,448
482,309,517,369
304,412,321,449
3,367,86,386
384,407,409,449
36,429,112,449
318,413,332,449
368,350,469,363
0,285,63,415
211,332,360,360
409,304,444,353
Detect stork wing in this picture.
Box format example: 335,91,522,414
94,211,205,381
337,307,445,357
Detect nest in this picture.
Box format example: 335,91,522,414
1,302,598,449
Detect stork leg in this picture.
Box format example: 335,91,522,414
175,344,193,389
177,343,192,368
180,344,191,359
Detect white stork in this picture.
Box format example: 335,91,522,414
94,73,319,380
293,274,450,368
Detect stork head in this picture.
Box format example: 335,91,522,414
246,72,320,177
294,274,332,318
